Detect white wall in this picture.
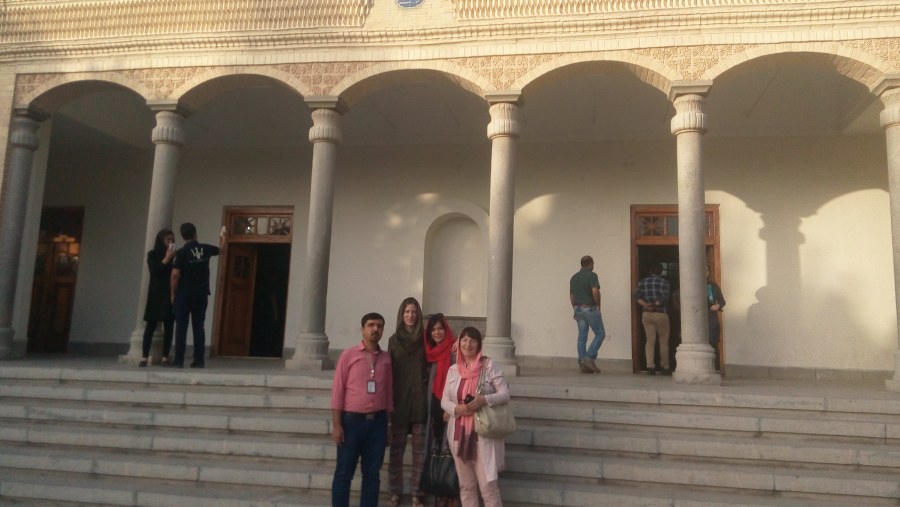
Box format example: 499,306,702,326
40,130,896,372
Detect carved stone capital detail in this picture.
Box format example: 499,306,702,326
9,116,41,151
309,108,343,144
671,94,707,135
152,111,186,146
880,88,900,130
487,102,522,140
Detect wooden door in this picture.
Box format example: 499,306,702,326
218,244,257,356
630,205,721,373
27,207,84,353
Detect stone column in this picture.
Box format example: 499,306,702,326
0,114,43,358
120,109,186,363
670,90,720,385
286,105,343,370
482,101,522,374
879,86,900,392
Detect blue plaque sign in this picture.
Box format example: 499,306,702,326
397,0,424,7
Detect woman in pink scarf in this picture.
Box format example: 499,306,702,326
440,327,510,507
424,313,457,507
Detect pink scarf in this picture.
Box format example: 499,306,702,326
453,352,483,461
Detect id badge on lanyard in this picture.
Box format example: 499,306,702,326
367,351,377,394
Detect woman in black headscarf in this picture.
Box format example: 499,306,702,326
387,297,427,507
140,228,176,367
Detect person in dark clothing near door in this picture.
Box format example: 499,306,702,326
706,265,726,373
170,222,221,368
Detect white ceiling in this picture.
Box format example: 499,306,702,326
52,54,882,152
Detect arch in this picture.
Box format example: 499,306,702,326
330,61,491,106
171,67,310,112
423,214,486,316
16,73,151,113
704,43,888,90
517,51,680,96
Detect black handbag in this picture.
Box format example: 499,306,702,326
420,363,460,497
420,432,459,497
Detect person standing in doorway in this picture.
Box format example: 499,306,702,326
635,263,671,376
569,255,605,374
170,222,221,368
331,312,393,507
706,265,726,373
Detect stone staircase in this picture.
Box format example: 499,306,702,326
0,361,899,506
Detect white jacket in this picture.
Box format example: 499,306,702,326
440,357,510,482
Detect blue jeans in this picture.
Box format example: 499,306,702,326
575,305,606,363
332,411,388,507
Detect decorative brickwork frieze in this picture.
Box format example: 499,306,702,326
120,67,213,100
450,55,557,90
633,45,754,81
12,74,58,105
274,62,377,97
843,39,900,73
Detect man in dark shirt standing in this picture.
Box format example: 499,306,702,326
569,255,605,374
170,222,220,368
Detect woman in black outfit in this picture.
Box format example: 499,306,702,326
140,228,176,367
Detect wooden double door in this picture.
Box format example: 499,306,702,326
214,208,292,358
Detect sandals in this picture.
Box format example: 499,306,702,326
412,497,424,507
138,358,148,368
161,357,170,367
389,495,401,507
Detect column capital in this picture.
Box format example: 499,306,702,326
879,85,900,130
151,110,186,146
309,108,343,144
304,96,348,114
487,102,522,140
668,80,713,102
9,115,41,151
671,94,708,135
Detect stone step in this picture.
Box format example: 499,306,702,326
516,398,900,441
510,377,900,416
0,399,331,435
0,468,335,507
0,467,876,507
0,382,331,410
5,408,900,472
1,430,897,502
507,450,900,501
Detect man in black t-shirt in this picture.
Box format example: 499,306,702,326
170,222,221,368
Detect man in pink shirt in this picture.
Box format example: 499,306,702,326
331,312,394,507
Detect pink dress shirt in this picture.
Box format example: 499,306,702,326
331,342,394,414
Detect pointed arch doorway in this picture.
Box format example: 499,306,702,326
631,205,722,374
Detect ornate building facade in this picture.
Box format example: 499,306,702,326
1,0,900,386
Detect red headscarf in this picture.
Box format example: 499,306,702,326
423,314,456,399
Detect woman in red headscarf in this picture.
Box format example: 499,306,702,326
423,313,458,506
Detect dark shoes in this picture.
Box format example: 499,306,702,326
138,359,148,368
189,362,205,368
646,368,656,376
580,358,601,374
647,367,673,376
169,361,184,368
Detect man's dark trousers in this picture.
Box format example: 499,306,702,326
173,292,209,366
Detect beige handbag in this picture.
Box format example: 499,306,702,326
474,357,517,438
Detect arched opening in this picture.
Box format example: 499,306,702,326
423,215,486,318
